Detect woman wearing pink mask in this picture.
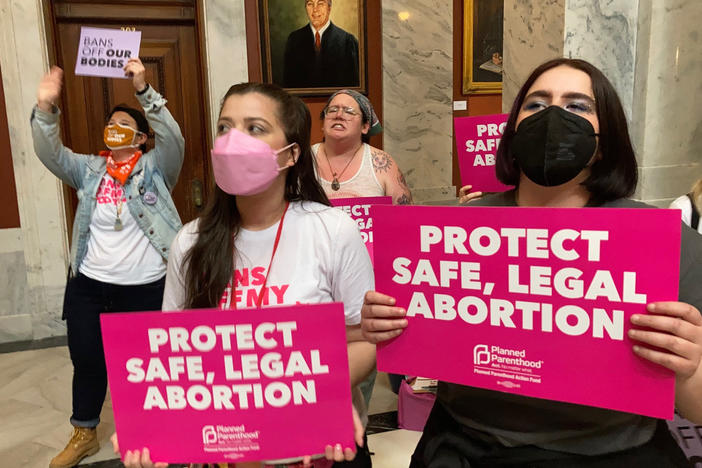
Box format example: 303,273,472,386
113,82,375,468
31,58,184,468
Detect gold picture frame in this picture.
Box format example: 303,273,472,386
260,0,367,96
462,0,503,95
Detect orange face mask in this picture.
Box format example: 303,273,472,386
103,123,140,150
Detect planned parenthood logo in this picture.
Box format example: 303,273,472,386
473,344,491,365
202,425,217,444
472,343,544,385
201,423,261,454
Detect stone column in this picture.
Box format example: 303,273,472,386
0,0,68,341
502,0,565,114
502,0,701,206
382,1,455,203
202,0,249,135
0,0,251,343
631,0,702,205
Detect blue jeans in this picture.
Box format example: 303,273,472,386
64,273,165,427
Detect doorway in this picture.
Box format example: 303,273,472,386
46,0,211,235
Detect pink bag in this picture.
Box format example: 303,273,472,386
397,379,436,431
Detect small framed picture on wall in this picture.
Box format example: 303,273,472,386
463,0,503,94
260,0,367,96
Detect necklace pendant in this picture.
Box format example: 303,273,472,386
331,178,341,191
114,216,123,231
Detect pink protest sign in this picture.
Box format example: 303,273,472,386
372,205,681,419
454,114,513,193
75,27,141,79
331,196,392,264
101,303,354,464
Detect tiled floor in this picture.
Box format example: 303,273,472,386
0,345,421,467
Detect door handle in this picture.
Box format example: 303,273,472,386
192,179,203,208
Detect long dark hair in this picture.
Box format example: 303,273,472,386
496,58,638,204
183,82,330,308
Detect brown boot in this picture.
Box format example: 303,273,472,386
49,426,99,468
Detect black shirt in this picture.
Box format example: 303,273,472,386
438,191,702,454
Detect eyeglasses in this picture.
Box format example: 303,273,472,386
324,105,360,118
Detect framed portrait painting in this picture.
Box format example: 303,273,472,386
462,0,503,95
260,0,367,96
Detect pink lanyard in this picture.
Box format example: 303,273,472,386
224,201,290,310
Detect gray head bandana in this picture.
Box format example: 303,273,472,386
324,89,383,136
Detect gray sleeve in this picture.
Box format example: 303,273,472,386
468,190,517,207
136,86,185,191
678,223,702,311
30,106,90,189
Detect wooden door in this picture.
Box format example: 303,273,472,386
0,64,21,229
49,0,210,231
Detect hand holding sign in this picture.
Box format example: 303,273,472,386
629,301,702,423
361,291,407,344
458,185,484,205
113,408,364,466
123,58,147,92
75,27,142,79
298,406,364,465
326,406,364,462
630,302,702,379
112,433,167,468
37,66,63,113
102,304,356,463
371,204,683,418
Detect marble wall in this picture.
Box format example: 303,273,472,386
563,0,639,121
382,1,455,202
633,0,702,205
202,0,248,135
0,229,30,342
502,0,701,206
0,0,251,343
503,0,638,119
502,0,564,113
0,0,68,342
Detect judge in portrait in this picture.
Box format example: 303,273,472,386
283,0,360,88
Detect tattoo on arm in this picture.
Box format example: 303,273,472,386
398,171,408,188
395,171,413,205
396,194,411,205
371,147,413,204
371,149,393,173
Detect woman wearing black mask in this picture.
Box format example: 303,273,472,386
360,58,702,466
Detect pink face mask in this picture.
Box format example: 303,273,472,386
211,128,296,196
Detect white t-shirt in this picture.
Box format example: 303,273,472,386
163,200,373,322
670,194,702,234
80,174,166,284
163,200,374,431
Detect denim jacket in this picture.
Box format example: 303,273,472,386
30,86,185,274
